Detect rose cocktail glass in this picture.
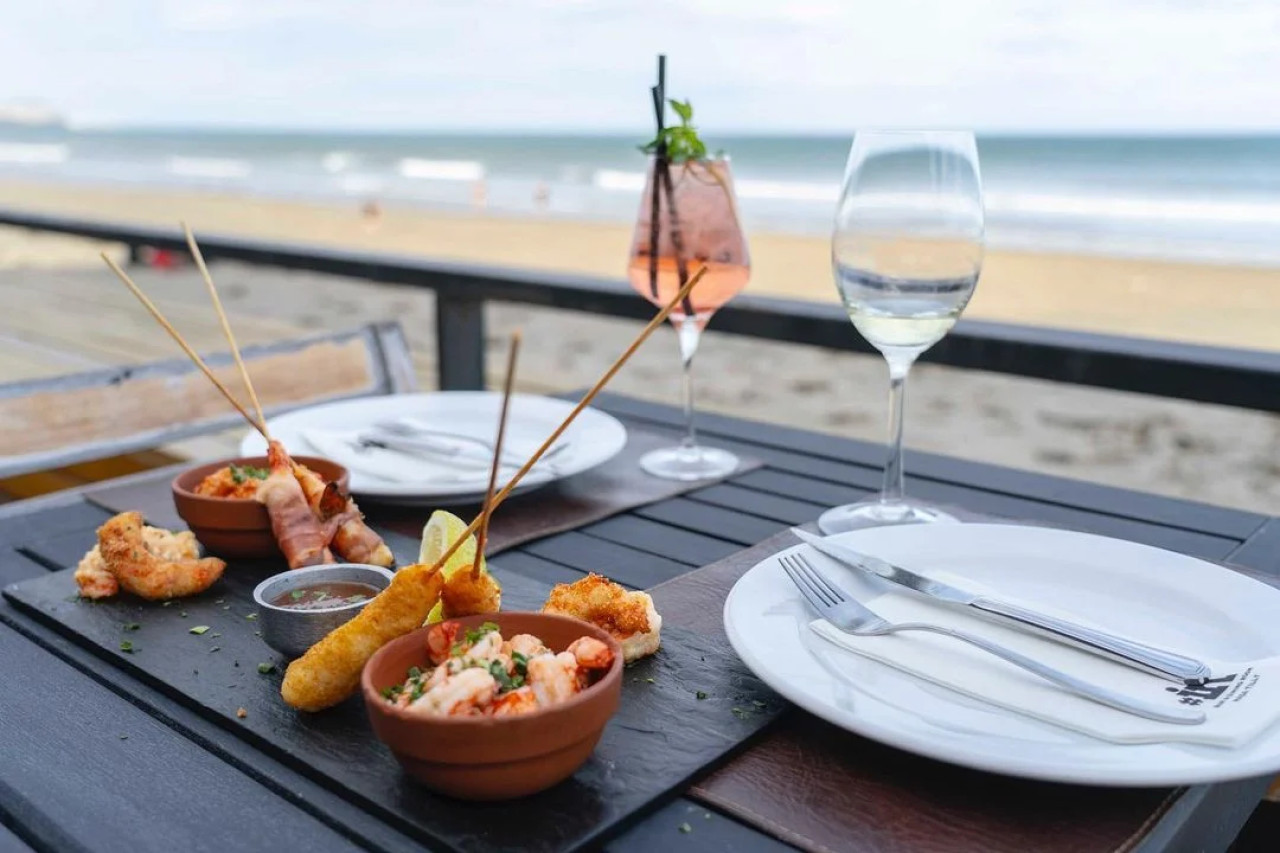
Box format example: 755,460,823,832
627,156,750,481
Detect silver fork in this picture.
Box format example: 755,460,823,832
780,552,1204,726
370,420,570,467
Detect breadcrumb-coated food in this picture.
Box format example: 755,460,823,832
541,573,662,662
74,546,118,599
94,511,225,601
441,567,502,619
281,561,446,712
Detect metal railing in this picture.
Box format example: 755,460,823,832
4,208,1279,413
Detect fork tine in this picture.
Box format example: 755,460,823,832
792,552,848,603
780,558,828,614
781,554,837,608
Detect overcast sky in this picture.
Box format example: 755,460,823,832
3,0,1278,133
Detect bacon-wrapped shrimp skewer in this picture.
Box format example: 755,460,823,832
257,440,340,568
292,463,394,568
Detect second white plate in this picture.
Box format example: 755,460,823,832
724,523,1280,786
240,392,628,505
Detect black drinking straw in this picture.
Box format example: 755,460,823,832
646,56,664,301
647,54,696,318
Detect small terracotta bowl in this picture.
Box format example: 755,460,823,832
361,612,623,801
172,455,349,559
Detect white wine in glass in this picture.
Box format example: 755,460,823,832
818,131,983,533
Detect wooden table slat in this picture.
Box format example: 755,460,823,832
520,530,696,589
632,497,788,547
581,515,744,567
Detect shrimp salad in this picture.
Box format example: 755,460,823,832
381,622,614,718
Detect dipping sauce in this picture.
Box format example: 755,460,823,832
272,581,379,611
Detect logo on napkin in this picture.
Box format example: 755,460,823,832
1165,668,1259,708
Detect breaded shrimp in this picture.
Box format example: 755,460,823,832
281,561,445,711
96,512,225,601
74,546,118,599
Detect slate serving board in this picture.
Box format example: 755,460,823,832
3,556,783,853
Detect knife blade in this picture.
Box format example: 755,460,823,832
791,527,1213,685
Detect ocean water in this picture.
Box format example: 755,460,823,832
1,126,1278,266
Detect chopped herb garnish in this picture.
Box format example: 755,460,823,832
731,707,750,719
180,611,188,618
209,646,221,653
222,605,231,611
695,690,708,700
119,734,128,740
407,666,422,679
214,599,224,605
315,591,329,602
704,812,712,820
381,684,404,701
229,464,269,485
488,659,524,692
463,621,500,645
161,600,173,607
189,626,210,635
410,681,425,702
644,677,655,684
752,700,767,709
257,663,275,675
511,650,528,677
245,613,257,620
119,640,135,653
677,822,692,834
290,590,305,601
123,622,140,631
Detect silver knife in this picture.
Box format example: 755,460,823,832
791,528,1212,685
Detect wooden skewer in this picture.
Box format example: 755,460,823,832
101,252,268,438
420,263,708,575
183,222,270,439
471,331,521,579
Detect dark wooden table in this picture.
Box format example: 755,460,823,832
1,391,1276,853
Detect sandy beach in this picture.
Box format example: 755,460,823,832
3,179,1280,351
2,179,1279,516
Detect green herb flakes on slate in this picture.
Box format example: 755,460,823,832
189,625,210,635
257,663,275,675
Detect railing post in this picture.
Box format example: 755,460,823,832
127,243,145,265
435,293,486,390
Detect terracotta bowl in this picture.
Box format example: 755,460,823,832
361,612,624,801
171,455,349,559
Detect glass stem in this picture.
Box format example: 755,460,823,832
676,318,702,451
880,357,914,504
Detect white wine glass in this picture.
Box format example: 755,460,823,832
817,130,984,534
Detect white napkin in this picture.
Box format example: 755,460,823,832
300,429,485,485
809,581,1280,748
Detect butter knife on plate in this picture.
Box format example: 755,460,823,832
791,528,1213,685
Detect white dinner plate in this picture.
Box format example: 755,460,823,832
239,392,628,505
724,523,1280,786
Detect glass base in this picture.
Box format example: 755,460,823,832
639,444,739,482
817,498,958,534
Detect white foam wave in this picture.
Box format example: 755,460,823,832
337,173,386,195
322,151,353,173
986,191,1280,226
398,158,484,181
166,156,251,179
592,169,646,192
735,178,839,203
0,143,69,165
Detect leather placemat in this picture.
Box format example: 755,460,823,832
649,528,1225,853
368,426,762,555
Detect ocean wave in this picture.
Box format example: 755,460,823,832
986,191,1280,226
735,178,840,203
592,169,646,191
166,156,251,179
0,143,69,165
398,158,484,181
322,151,353,173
